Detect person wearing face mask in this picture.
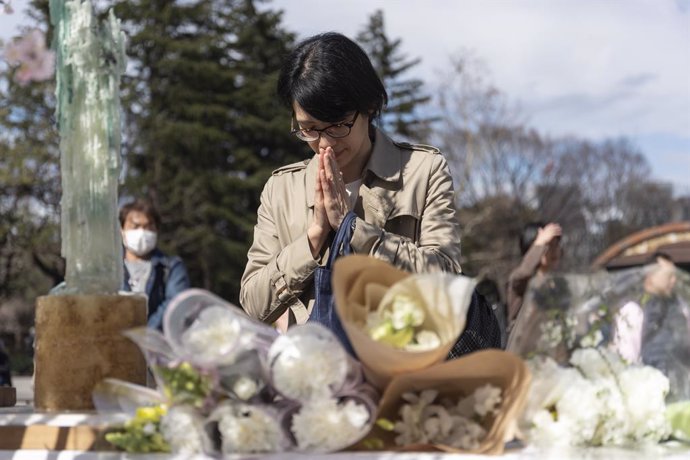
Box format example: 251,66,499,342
119,198,191,330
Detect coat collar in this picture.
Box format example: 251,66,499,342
305,128,401,208
365,128,402,184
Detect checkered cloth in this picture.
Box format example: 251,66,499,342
446,290,502,360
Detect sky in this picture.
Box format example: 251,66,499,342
2,0,689,193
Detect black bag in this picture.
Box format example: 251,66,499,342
446,290,503,360
310,211,358,357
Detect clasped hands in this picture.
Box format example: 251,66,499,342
307,147,351,257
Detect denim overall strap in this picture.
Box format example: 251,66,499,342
310,211,358,357
325,211,357,268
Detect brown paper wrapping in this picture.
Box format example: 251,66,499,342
368,349,531,455
333,255,472,389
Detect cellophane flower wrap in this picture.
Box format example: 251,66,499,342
96,289,379,455
332,254,475,389
509,266,690,447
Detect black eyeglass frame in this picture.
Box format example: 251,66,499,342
290,112,359,142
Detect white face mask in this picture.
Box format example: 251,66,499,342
123,229,158,256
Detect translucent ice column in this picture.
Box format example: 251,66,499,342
50,0,126,294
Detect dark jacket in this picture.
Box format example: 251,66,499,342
121,249,190,330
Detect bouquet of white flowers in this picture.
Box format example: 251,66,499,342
332,255,475,388
366,350,531,455
98,261,530,456
510,266,690,450
520,348,671,447
97,289,378,455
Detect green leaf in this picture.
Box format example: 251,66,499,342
667,401,690,442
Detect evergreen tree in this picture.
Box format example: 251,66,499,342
111,0,303,302
356,9,435,141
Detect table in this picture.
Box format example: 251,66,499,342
1,406,689,459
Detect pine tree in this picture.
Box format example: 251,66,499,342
356,9,435,141
111,0,304,301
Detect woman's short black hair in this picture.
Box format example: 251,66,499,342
519,222,545,256
277,32,387,123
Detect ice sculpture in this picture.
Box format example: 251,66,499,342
50,0,126,294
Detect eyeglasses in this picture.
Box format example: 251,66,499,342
291,112,359,142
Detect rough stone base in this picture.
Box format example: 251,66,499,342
0,387,16,407
34,294,147,411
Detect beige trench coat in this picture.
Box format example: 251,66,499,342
240,129,462,326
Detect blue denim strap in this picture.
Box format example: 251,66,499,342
309,211,359,357
325,211,357,268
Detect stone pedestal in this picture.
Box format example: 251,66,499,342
0,387,16,407
34,294,147,411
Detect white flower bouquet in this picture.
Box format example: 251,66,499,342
164,289,278,368
265,323,378,451
332,255,476,388
267,323,356,401
208,401,291,454
289,393,377,452
366,349,531,455
508,266,690,449
97,290,379,455
520,348,672,447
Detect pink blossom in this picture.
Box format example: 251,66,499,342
1,1,14,15
4,29,55,85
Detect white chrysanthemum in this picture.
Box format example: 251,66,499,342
556,378,602,445
389,294,425,329
529,409,575,446
232,376,259,401
618,366,671,444
212,402,285,453
291,398,371,452
181,306,242,365
522,363,599,447
522,358,580,422
270,332,348,401
160,406,212,455
591,377,628,446
473,384,502,417
526,350,669,448
522,357,601,446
